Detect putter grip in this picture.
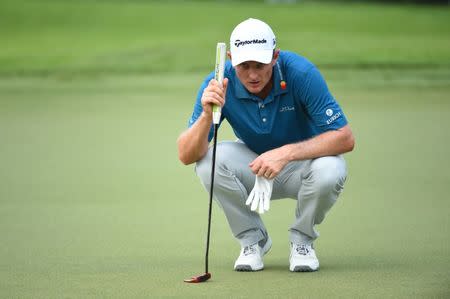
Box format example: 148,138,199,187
213,42,226,125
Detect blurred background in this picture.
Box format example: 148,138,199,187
1,0,449,298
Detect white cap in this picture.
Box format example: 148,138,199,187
229,18,276,67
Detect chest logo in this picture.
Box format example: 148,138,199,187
326,109,333,117
279,106,295,113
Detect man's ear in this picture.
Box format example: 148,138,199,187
227,50,232,60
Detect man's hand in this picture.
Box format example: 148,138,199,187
246,176,274,214
176,77,228,165
249,147,290,179
201,78,229,117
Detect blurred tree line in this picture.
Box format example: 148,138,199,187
188,0,449,2
263,0,449,4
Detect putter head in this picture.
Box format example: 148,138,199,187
184,272,211,283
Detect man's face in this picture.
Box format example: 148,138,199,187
234,60,274,98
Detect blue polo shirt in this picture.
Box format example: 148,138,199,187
188,51,348,155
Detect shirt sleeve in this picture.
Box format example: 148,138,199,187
188,72,215,142
297,67,348,132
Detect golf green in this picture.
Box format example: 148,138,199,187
1,70,449,298
0,0,449,297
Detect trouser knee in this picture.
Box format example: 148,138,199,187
195,150,212,188
307,156,347,197
195,142,249,189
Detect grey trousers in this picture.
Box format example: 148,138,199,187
195,141,347,247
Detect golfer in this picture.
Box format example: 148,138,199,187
177,18,355,272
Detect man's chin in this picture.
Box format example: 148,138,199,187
246,85,262,94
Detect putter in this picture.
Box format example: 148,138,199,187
184,42,226,283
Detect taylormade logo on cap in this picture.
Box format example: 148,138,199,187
234,38,267,48
230,18,276,67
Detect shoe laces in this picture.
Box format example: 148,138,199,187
243,244,257,256
293,243,312,256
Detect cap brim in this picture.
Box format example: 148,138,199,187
231,49,273,67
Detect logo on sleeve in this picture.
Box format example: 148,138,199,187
326,109,341,125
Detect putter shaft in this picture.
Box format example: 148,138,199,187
205,123,218,274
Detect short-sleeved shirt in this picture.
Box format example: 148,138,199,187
188,51,348,155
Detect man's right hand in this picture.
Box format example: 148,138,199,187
176,77,228,165
201,78,228,117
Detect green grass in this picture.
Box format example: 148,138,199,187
0,0,449,298
0,70,449,298
0,0,449,75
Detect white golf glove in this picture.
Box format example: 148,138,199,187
246,176,274,214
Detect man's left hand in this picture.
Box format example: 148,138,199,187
249,147,290,179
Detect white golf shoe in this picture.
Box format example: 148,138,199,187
234,237,272,271
289,243,319,272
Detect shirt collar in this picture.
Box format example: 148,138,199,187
232,60,288,100
273,60,289,97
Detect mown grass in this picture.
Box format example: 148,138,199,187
1,0,449,75
0,0,449,298
0,71,449,298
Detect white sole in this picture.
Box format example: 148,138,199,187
235,264,264,271
290,265,319,272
